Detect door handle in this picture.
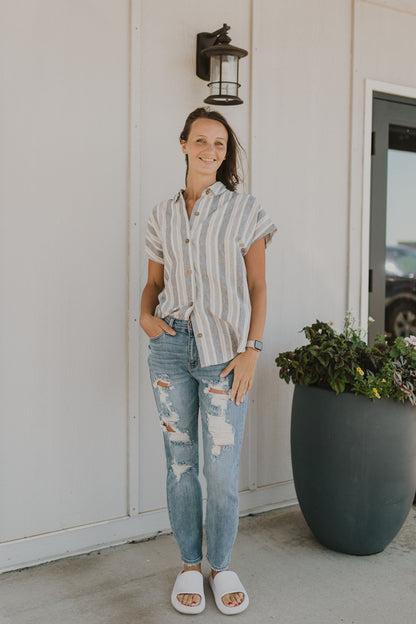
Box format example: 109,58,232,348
369,269,373,293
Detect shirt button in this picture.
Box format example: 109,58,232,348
198,333,203,338
206,189,213,195
194,211,200,216
187,269,192,274
185,238,190,243
189,301,193,306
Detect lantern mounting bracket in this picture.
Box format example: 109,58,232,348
196,24,231,81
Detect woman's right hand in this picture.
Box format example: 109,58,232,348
139,313,176,339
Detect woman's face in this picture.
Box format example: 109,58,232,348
181,118,228,179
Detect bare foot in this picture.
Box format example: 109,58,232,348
177,564,202,607
211,569,244,607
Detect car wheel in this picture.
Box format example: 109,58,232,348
385,300,416,338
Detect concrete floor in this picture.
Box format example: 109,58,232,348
1,505,415,624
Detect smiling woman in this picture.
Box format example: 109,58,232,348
179,107,243,193
139,107,277,615
183,120,227,167
180,118,228,217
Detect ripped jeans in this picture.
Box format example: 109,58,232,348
148,317,248,571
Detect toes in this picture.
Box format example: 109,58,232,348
177,593,201,607
222,593,230,607
233,592,243,606
222,592,244,607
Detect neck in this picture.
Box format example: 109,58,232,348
184,172,216,201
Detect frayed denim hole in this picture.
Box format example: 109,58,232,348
203,379,235,456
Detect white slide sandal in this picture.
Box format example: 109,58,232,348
209,570,249,615
171,570,206,614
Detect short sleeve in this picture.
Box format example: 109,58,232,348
145,206,164,264
242,200,277,255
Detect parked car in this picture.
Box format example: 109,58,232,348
385,245,416,338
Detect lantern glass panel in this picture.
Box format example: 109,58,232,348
209,54,238,97
210,55,221,92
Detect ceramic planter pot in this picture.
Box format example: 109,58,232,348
291,385,416,555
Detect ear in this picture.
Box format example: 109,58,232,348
180,140,187,155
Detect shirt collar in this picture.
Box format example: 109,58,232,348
173,181,227,203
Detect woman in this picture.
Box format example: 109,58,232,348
140,107,276,615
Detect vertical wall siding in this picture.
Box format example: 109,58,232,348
250,0,352,489
0,0,130,542
3,0,416,572
348,0,416,321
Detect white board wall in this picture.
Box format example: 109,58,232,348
2,0,416,573
0,0,130,543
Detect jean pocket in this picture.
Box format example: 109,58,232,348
149,331,165,342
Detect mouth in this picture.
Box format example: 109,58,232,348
199,157,216,163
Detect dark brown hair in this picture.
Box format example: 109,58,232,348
179,107,243,192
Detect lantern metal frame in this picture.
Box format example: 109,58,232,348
196,24,248,106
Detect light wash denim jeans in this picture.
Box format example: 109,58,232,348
148,317,248,571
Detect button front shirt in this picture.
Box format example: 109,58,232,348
145,181,277,367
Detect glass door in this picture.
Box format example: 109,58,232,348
369,95,416,343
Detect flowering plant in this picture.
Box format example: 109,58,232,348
276,314,416,405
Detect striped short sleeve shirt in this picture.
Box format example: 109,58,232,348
145,181,277,367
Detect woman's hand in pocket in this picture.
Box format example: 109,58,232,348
139,314,176,339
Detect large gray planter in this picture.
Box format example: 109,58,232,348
291,385,416,555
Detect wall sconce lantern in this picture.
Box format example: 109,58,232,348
196,24,248,106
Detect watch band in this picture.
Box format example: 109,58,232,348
246,339,263,352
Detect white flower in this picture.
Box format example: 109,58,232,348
404,335,416,349
368,316,375,324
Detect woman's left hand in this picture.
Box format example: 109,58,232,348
220,349,260,406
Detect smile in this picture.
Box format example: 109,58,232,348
199,157,216,162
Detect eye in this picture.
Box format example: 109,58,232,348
216,142,224,147
196,138,205,143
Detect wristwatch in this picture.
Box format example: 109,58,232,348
246,340,263,352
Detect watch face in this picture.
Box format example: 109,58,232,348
254,340,263,351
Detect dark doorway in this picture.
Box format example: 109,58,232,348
369,93,416,343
